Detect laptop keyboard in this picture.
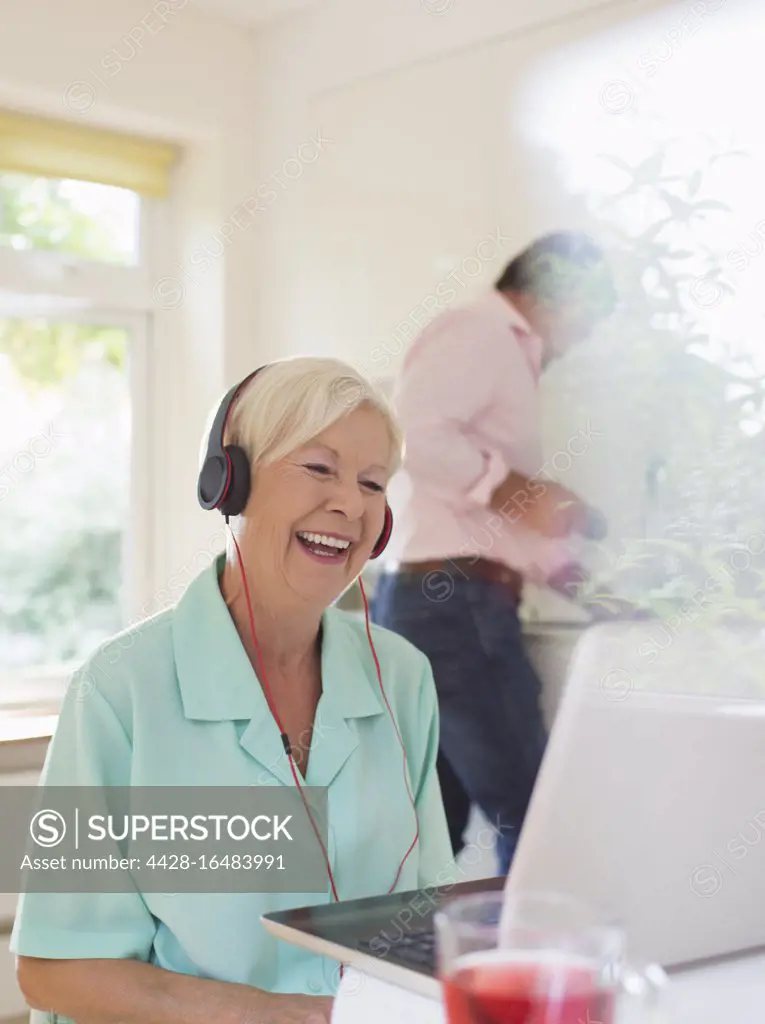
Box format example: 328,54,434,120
357,928,436,972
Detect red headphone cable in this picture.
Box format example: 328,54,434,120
229,528,340,900
358,576,420,889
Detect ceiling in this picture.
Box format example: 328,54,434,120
192,0,322,27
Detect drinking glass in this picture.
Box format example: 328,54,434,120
435,890,667,1024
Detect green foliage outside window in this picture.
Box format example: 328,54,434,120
0,173,132,676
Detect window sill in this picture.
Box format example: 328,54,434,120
0,715,56,745
0,685,61,755
0,673,66,746
0,727,50,773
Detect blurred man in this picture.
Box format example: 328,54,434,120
372,231,617,873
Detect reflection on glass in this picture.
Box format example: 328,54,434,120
517,3,765,660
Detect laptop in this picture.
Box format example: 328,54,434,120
262,622,765,998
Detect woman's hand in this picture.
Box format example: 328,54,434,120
263,993,333,1024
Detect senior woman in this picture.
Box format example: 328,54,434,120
12,357,453,1024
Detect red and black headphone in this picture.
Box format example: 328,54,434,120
197,366,394,558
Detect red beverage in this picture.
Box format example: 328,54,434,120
442,950,616,1024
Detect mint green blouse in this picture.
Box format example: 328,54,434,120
11,555,452,1021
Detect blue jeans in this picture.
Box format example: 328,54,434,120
371,572,547,875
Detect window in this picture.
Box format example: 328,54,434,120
0,113,177,732
0,172,152,726
0,318,134,676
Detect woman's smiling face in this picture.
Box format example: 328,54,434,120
246,403,393,606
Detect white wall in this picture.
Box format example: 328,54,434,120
0,0,260,602
242,0,696,362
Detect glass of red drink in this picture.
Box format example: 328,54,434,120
435,891,667,1024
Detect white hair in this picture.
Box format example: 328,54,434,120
203,356,404,477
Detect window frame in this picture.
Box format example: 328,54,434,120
0,247,152,315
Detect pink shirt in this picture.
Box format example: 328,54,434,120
384,290,575,585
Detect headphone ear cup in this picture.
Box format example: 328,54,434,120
371,503,393,560
198,454,229,511
218,445,251,517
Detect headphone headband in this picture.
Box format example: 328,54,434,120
204,368,264,464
